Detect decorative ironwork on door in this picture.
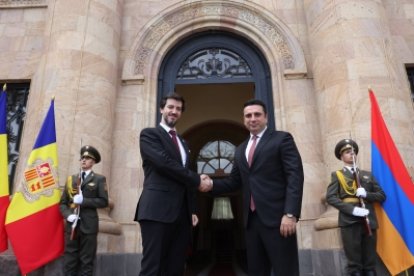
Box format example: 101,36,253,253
4,83,30,188
177,48,252,80
407,67,414,102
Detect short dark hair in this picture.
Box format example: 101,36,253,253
159,93,186,112
243,99,267,115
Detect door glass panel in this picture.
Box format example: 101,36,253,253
197,140,235,175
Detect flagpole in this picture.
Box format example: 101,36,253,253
70,138,82,240
0,83,10,253
5,97,64,274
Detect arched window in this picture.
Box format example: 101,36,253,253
197,140,235,177
197,139,236,220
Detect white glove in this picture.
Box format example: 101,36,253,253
73,194,83,204
67,214,77,223
352,207,370,217
356,187,367,198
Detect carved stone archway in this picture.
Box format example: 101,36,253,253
121,0,307,82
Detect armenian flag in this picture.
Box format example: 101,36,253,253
5,98,64,274
0,85,9,253
370,89,414,275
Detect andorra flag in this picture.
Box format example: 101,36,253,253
0,85,9,253
5,98,64,274
370,89,414,275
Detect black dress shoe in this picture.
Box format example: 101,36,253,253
364,270,376,276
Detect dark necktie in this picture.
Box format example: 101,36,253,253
248,135,258,211
169,130,180,153
81,172,86,182
248,135,258,167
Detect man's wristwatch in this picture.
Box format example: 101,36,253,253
286,213,296,219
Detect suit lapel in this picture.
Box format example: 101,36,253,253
249,129,271,168
177,134,189,167
81,171,94,188
157,125,185,164
157,126,179,156
342,167,354,183
239,139,249,169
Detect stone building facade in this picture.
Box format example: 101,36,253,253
1,0,413,275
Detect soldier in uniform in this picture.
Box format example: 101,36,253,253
326,139,386,276
60,145,109,276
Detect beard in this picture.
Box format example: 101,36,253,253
163,114,177,127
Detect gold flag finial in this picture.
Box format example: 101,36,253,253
2,83,6,91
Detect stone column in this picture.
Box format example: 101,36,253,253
22,0,123,247
304,0,414,273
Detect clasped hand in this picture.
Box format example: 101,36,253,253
73,194,83,204
67,214,78,223
356,187,367,198
198,174,212,192
352,206,369,217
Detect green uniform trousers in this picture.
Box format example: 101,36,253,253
341,223,377,275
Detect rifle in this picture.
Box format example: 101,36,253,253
69,173,82,240
350,145,372,236
70,140,83,240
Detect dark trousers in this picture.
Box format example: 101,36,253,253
63,229,97,276
341,224,377,275
139,203,191,276
245,212,299,276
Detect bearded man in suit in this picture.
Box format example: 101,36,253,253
200,99,304,276
135,93,208,276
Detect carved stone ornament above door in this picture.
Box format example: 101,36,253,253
0,0,46,8
122,1,307,81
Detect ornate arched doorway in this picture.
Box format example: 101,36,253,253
157,31,275,129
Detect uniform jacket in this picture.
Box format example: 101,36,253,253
135,125,199,224
326,168,386,229
213,129,304,228
60,171,109,234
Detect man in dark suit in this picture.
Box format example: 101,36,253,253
326,139,385,276
135,93,208,276
60,145,109,276
200,99,304,276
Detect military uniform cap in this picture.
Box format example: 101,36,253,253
80,145,101,164
334,139,358,160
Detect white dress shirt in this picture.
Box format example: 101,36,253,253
245,127,267,161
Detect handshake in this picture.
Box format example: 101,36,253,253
199,174,213,192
